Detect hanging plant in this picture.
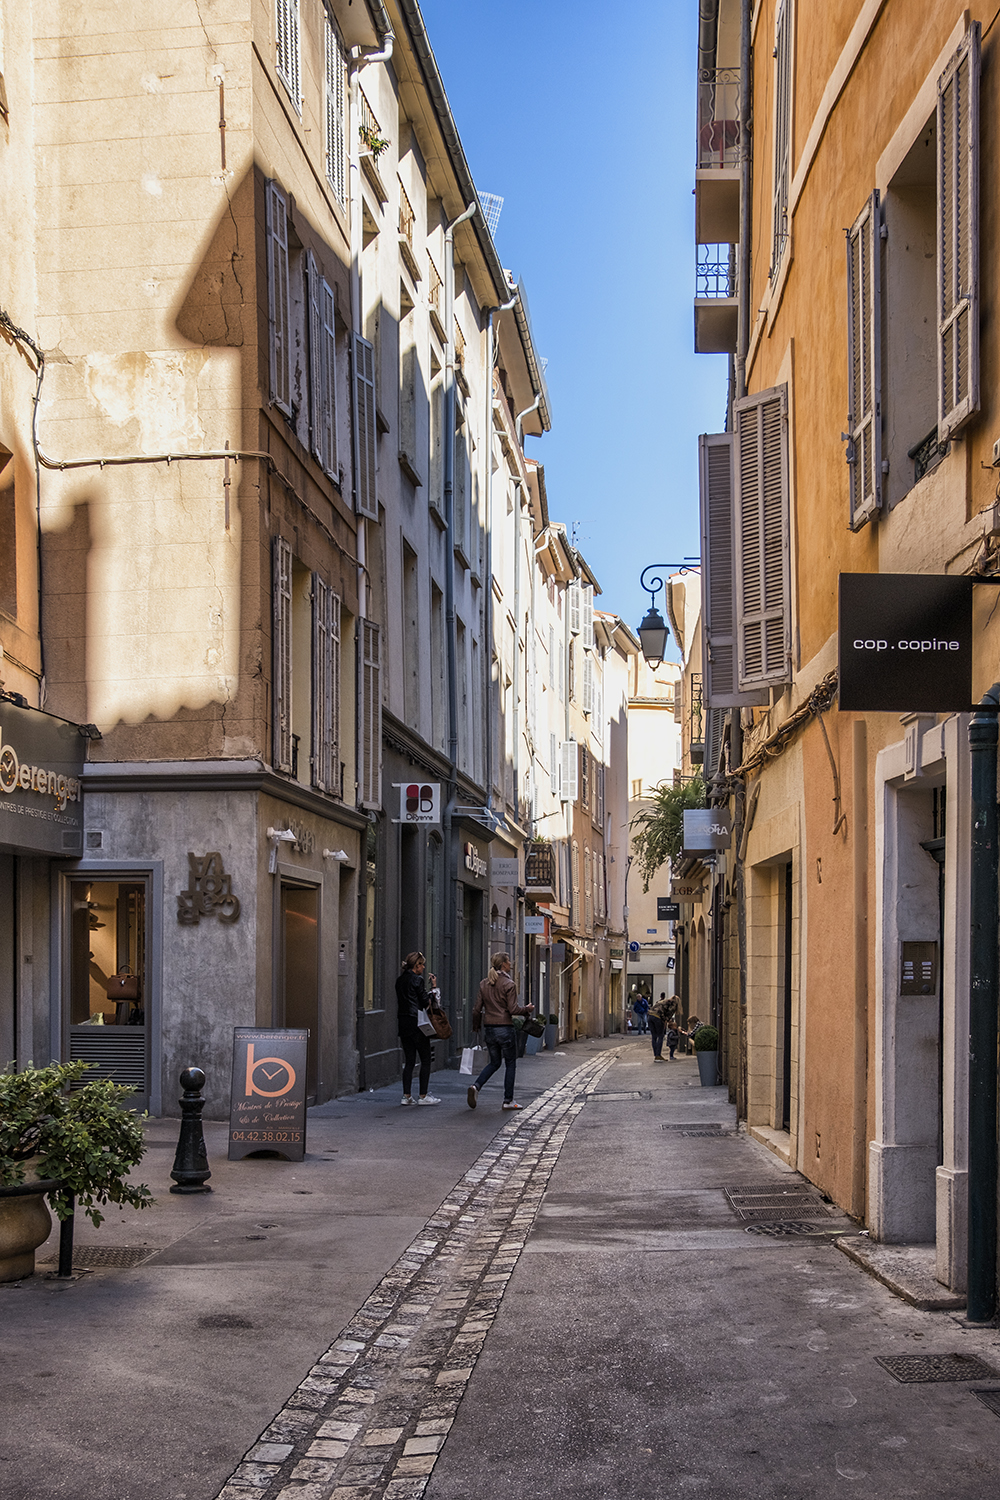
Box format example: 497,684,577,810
360,124,390,159
630,776,706,891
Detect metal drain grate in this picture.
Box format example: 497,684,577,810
39,1245,159,1269
680,1128,734,1137
875,1353,997,1384
592,1091,648,1101
972,1389,1000,1418
745,1220,842,1237
662,1122,725,1133
724,1185,830,1222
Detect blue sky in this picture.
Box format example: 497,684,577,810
419,0,728,649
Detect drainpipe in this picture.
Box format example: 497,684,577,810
967,684,1000,1322
484,290,518,806
442,200,478,1041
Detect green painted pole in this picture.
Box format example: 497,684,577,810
968,685,1000,1322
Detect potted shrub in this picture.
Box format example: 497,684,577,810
693,1025,720,1086
0,1061,152,1281
544,1014,559,1050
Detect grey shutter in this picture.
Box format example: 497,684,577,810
358,618,382,808
734,384,791,691
325,13,347,205
352,333,379,519
266,181,291,415
307,252,323,465
319,279,337,475
272,536,293,773
846,190,882,529
937,22,980,439
275,0,300,110
311,578,339,793
771,0,791,274
699,431,768,708
704,706,724,780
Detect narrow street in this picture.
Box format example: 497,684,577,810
5,1039,1000,1500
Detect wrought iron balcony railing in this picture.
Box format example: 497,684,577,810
697,67,743,170
696,243,738,300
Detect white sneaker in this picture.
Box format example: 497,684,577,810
401,1096,414,1106
417,1094,442,1105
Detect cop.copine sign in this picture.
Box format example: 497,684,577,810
838,574,973,712
0,701,83,855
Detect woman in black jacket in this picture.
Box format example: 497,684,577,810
394,951,441,1106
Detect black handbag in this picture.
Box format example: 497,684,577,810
523,1016,545,1038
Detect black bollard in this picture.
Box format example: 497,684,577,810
169,1067,213,1194
57,1195,76,1277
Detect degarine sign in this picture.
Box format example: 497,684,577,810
838,574,974,712
0,701,84,854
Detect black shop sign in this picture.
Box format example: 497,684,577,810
657,899,681,921
838,574,973,712
228,1028,308,1161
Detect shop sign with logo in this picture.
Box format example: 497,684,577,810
682,809,731,853
463,841,487,879
523,914,546,935
657,898,681,921
671,880,706,902
491,856,519,886
610,948,624,958
228,1028,308,1161
838,573,973,712
0,701,83,855
393,782,440,824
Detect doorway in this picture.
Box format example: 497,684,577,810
278,881,320,1103
68,877,149,1110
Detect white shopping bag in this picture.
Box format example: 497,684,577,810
459,1046,479,1075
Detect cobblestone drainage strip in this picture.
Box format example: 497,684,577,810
37,1246,159,1269
214,1049,620,1500
875,1353,998,1384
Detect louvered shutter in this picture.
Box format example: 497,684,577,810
734,385,791,691
704,706,724,779
846,191,882,529
330,590,341,792
358,619,382,808
771,0,791,274
312,575,331,791
699,432,768,708
275,0,301,111
307,252,323,465
568,580,581,636
582,652,594,717
325,13,347,205
272,536,293,773
548,625,555,690
352,333,379,519
937,22,980,440
581,584,594,649
550,732,558,795
561,740,578,803
266,181,291,415
319,279,337,476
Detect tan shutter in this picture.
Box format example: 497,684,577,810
266,181,291,415
325,13,347,205
846,190,882,529
937,22,980,439
734,385,790,692
699,432,769,708
358,619,382,808
272,536,293,773
352,333,379,519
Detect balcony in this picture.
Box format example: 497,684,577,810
359,87,388,204
398,180,421,284
694,244,738,354
525,842,556,896
695,67,742,245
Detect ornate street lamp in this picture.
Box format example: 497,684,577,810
637,562,699,668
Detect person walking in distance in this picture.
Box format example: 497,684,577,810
648,992,670,1061
467,952,534,1111
395,952,441,1106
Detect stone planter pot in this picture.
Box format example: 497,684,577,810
524,1033,543,1055
696,1050,720,1087
0,1177,59,1283
543,1025,558,1050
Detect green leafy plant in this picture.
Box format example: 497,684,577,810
359,124,389,159
630,776,705,891
0,1061,153,1225
548,1014,558,1025
693,1025,719,1052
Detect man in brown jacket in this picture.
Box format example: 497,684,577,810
468,952,534,1111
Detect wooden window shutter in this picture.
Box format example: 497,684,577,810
734,385,791,691
937,21,980,440
582,651,594,717
352,333,379,519
561,740,578,803
311,578,340,793
568,580,581,636
275,0,300,110
358,619,382,808
771,0,791,275
272,536,293,774
704,706,724,779
266,181,291,415
325,13,347,205
846,190,882,529
581,584,594,649
319,279,337,476
330,590,341,792
548,625,555,690
307,252,323,466
699,432,768,708
550,731,558,796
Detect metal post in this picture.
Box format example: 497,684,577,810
56,1195,75,1278
968,685,1000,1322
169,1067,212,1194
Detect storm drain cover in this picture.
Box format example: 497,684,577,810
744,1220,842,1237
40,1246,159,1269
680,1129,735,1137
875,1353,997,1384
972,1389,1000,1418
662,1122,725,1133
725,1185,830,1222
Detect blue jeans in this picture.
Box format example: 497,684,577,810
474,1025,517,1102
649,1017,665,1057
